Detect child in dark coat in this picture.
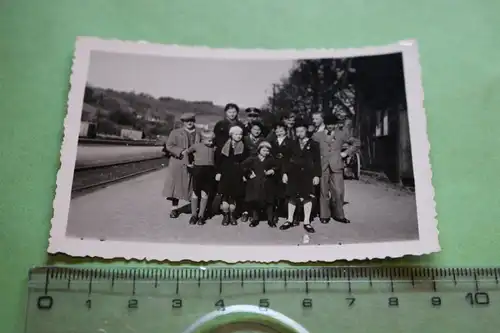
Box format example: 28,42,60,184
215,125,248,226
268,121,292,221
241,141,278,228
185,131,217,225
280,119,322,233
243,121,265,156
239,120,266,223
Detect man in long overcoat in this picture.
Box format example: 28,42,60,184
163,112,202,218
312,113,360,224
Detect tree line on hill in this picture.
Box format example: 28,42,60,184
83,86,225,139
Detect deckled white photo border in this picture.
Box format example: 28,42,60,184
48,37,439,262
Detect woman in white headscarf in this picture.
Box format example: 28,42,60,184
214,125,249,226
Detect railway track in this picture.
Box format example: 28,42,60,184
71,156,168,196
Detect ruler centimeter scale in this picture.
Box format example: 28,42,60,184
26,266,500,333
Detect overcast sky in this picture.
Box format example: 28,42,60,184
86,51,295,108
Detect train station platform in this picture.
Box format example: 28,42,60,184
66,169,420,246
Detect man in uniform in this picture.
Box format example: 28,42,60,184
244,107,270,137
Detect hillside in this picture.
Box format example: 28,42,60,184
83,85,225,125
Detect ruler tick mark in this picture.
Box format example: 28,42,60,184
240,274,244,288
452,271,457,286
474,271,479,291
154,271,158,288
132,271,136,296
284,274,288,289
198,275,201,288
495,270,498,285
368,270,372,287
44,270,49,295
176,276,179,295
219,275,223,295
262,275,266,294
432,274,437,292
410,270,415,287
389,270,394,293
305,275,309,294
67,275,71,290
88,274,93,296
347,269,352,294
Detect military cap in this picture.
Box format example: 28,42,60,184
180,112,196,121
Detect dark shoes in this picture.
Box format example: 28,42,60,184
280,221,315,233
249,220,259,227
279,221,295,230
303,224,315,233
170,210,180,218
320,216,351,224
189,215,207,225
189,215,198,225
222,214,230,226
222,213,238,226
333,216,350,224
229,213,238,225
249,219,276,228
240,212,249,223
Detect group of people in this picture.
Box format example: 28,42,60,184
162,103,360,233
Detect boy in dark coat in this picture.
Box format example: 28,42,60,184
243,120,265,156
239,120,266,223
268,121,292,221
280,119,322,233
243,107,270,137
241,141,278,228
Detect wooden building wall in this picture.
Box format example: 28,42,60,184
351,52,414,184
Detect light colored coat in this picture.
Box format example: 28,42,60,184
312,129,360,173
313,129,360,219
162,128,201,200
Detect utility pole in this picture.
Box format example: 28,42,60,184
271,83,276,113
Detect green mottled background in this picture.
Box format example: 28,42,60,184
1,0,499,332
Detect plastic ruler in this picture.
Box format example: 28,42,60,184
25,266,499,332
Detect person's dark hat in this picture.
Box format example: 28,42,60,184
324,113,340,125
224,103,240,113
245,107,261,117
180,112,196,122
248,120,265,131
293,117,310,129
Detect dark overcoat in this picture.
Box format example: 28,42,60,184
243,135,264,156
241,155,278,204
268,135,292,199
162,128,201,201
214,142,249,200
284,138,322,199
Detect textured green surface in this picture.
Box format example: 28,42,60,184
1,0,500,332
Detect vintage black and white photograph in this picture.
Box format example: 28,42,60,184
48,37,439,262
